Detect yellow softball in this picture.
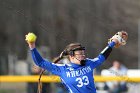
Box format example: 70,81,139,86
25,32,37,43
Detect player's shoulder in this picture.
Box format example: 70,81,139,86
85,58,99,66
86,58,99,62
52,63,66,66
85,58,92,65
65,64,72,67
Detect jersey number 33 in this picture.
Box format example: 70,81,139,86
76,76,89,87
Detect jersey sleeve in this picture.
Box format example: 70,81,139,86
88,54,105,69
31,48,64,76
89,41,116,68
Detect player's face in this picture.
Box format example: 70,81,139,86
69,50,86,65
74,50,86,60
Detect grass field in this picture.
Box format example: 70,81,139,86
0,82,140,93
0,83,26,93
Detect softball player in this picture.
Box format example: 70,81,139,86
25,31,128,93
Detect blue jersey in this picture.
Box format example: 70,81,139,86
31,42,115,93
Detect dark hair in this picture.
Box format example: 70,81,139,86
53,43,85,63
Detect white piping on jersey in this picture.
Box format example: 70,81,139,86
61,78,74,93
88,58,99,62
52,63,66,66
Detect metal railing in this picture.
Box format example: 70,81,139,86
0,75,140,82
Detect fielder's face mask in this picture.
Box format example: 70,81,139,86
70,46,86,66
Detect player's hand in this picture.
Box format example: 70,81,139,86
108,31,128,48
25,32,37,49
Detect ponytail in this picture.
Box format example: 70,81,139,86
53,50,68,63
53,56,63,63
37,50,67,93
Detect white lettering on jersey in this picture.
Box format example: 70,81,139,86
66,66,92,77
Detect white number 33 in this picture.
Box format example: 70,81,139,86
76,76,89,87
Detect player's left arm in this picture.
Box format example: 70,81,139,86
89,31,128,68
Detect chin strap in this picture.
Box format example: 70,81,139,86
80,60,86,66
75,57,86,66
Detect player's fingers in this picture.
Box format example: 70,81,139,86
25,35,28,40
